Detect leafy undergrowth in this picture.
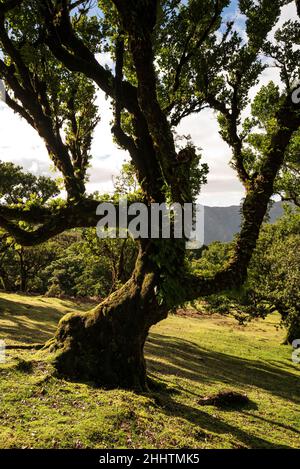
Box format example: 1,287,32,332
0,292,299,449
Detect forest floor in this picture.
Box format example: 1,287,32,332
0,292,299,449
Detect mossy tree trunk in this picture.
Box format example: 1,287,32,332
49,241,168,391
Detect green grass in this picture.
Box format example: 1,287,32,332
0,292,299,449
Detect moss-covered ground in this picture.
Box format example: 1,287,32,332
0,292,299,449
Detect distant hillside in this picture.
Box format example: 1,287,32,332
204,201,285,245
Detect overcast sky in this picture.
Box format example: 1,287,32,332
0,2,297,206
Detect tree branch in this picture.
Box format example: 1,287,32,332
186,92,300,299
172,0,221,95
0,17,82,200
111,0,180,197
0,199,133,247
0,204,51,224
4,92,35,128
38,1,166,202
41,0,140,115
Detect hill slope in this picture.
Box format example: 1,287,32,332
204,201,285,244
0,293,299,449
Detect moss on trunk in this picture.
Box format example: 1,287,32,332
48,242,167,391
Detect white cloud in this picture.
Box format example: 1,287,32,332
177,108,246,206
86,91,127,194
0,104,50,171
270,2,297,33
0,89,127,193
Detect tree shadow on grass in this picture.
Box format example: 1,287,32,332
146,333,300,404
149,387,289,448
0,296,66,344
241,411,300,436
145,333,300,448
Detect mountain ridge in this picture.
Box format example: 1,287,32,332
204,201,285,245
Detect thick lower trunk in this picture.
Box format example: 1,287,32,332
51,308,149,390
48,242,167,390
284,314,300,345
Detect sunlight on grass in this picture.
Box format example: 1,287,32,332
0,292,299,449
0,293,95,345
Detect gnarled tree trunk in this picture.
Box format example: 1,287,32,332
48,241,167,391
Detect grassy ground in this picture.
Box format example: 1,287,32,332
0,292,299,449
